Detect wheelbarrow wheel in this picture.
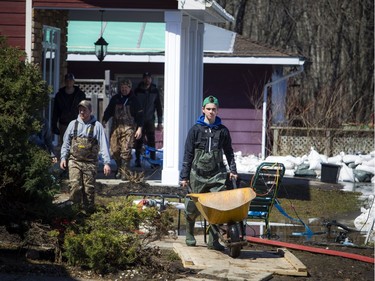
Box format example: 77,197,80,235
228,223,241,258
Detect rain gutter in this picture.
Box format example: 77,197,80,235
205,0,235,23
261,65,304,159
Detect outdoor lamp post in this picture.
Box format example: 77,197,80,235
94,36,108,62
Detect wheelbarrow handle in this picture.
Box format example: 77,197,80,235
231,177,237,189
180,182,192,195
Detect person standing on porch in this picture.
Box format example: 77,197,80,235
134,72,163,167
180,95,238,251
51,73,86,146
102,79,143,180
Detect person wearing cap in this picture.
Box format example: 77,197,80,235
180,95,238,251
134,72,163,167
102,79,143,180
60,100,111,213
51,73,86,146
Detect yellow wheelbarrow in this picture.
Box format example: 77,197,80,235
188,187,256,258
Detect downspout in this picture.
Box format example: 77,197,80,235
261,65,304,159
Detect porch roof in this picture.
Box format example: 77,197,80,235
67,21,305,65
67,21,236,54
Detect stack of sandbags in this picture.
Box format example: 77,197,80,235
233,151,261,174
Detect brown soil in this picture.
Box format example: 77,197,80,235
0,180,373,281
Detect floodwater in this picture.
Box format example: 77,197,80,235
248,181,374,246
266,221,369,246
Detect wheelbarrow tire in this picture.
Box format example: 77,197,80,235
228,224,241,258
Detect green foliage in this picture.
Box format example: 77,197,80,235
64,228,141,273
63,199,173,274
87,199,143,232
0,36,55,204
165,251,180,262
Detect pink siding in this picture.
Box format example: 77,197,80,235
219,108,262,119
220,108,262,156
154,109,262,155
225,120,262,131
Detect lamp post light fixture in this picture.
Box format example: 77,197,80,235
94,36,108,62
94,10,108,62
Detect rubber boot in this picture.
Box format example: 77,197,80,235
207,227,225,251
115,160,122,179
185,218,196,246
121,160,130,181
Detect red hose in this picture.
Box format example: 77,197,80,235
246,236,374,264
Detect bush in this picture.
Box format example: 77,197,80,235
0,36,56,219
0,36,55,224
63,199,175,273
64,228,141,273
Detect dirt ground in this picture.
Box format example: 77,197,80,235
0,180,374,281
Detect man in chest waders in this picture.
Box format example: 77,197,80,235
60,100,111,213
102,79,143,180
180,96,238,250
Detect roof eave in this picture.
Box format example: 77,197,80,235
204,56,305,65
67,53,305,65
179,0,234,23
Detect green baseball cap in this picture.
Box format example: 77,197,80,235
202,95,219,107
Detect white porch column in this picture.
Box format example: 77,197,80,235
193,22,205,119
162,12,205,186
186,19,204,123
162,11,184,186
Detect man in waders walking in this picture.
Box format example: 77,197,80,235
60,100,111,213
102,79,143,180
180,96,238,250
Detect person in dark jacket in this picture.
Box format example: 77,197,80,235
102,79,143,180
134,72,163,167
180,95,238,251
51,73,86,145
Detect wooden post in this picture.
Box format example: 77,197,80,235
272,127,279,155
103,70,111,139
91,92,98,120
325,130,331,156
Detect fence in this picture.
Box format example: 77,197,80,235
271,126,374,156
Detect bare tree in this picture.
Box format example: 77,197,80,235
217,0,374,126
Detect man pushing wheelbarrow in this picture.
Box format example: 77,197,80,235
180,95,238,251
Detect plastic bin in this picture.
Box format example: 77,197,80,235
321,163,341,183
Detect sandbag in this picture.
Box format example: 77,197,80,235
338,163,355,182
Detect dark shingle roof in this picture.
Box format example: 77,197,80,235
206,35,301,58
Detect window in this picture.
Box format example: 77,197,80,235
42,26,60,131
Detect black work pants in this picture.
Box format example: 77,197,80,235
135,120,156,160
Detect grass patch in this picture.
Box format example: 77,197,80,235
270,189,361,223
